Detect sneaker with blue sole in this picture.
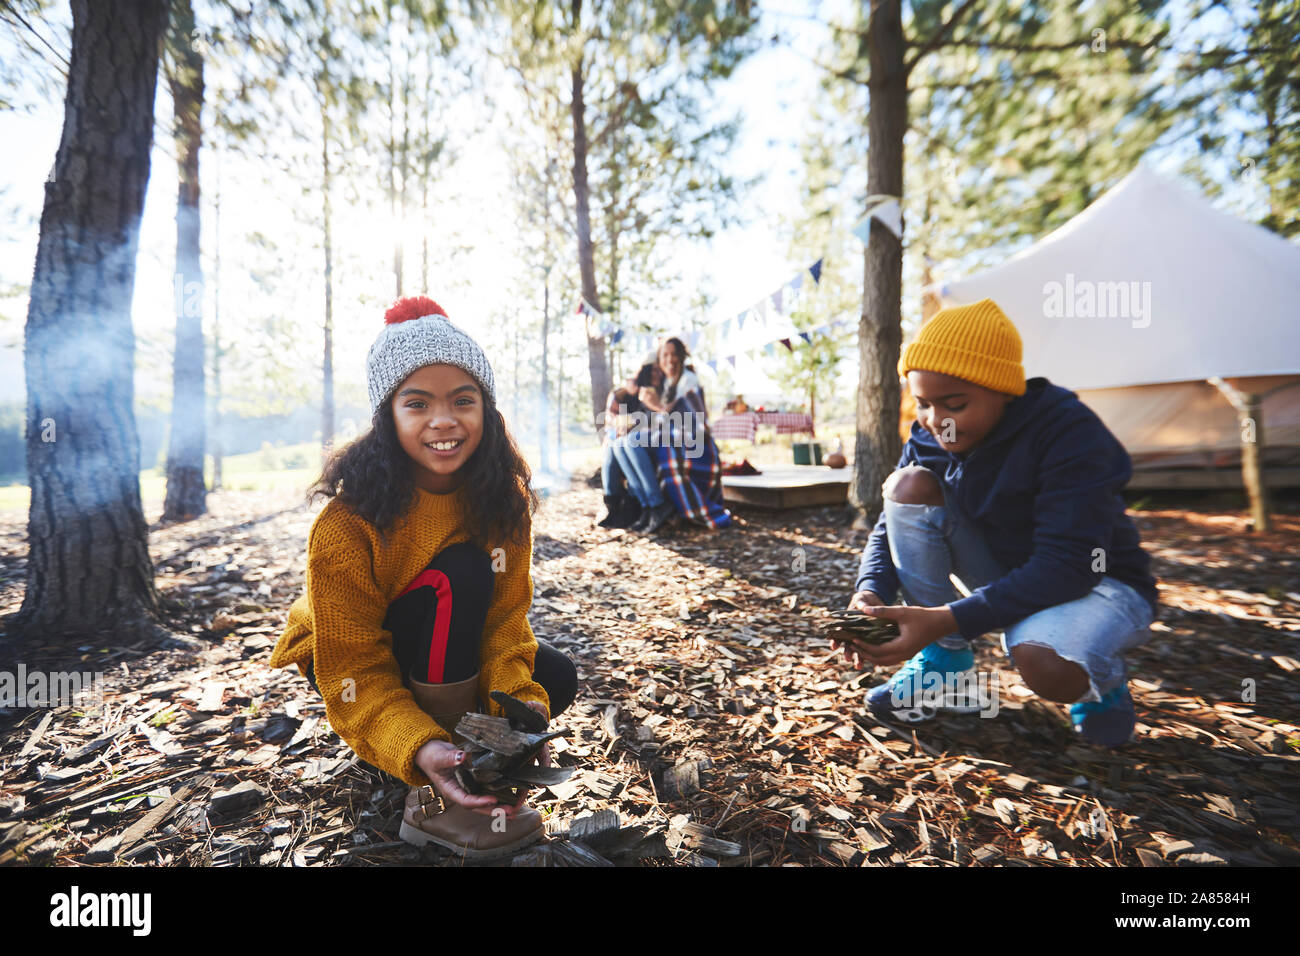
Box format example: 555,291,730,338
1070,682,1136,747
866,641,981,723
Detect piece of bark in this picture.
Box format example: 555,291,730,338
657,761,701,800
1134,847,1165,867
209,780,268,816
19,712,53,758
568,809,622,847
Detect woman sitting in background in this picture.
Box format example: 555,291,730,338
636,337,732,531
596,357,664,529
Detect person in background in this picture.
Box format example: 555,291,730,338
636,336,732,532
607,348,680,535
596,356,663,529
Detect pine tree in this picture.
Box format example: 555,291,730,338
495,0,758,428
161,0,207,522
13,0,173,644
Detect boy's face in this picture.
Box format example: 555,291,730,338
391,364,484,493
908,369,1015,455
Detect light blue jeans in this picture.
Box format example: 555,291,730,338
882,491,1154,704
608,431,665,508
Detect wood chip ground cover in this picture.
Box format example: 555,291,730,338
0,484,1297,867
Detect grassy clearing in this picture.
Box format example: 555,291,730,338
0,441,326,513
0,434,610,512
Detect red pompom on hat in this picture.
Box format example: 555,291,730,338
384,295,447,325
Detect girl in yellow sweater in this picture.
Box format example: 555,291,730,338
270,295,577,859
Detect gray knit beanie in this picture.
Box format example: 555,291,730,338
366,296,496,414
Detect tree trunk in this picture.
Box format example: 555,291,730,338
540,271,550,474
12,0,172,645
421,45,433,293
211,145,224,491
512,322,520,427
556,331,564,467
319,78,335,465
850,0,906,526
569,23,610,429
388,14,402,298
163,0,207,522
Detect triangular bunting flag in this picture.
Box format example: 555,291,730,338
809,259,823,284
763,342,776,357
779,337,793,352
852,216,871,246
798,331,812,344
771,289,784,314
726,355,737,368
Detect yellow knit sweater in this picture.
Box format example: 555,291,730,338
269,484,549,787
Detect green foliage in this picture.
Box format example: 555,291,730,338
903,0,1179,272
0,0,63,113
767,308,854,424
495,0,761,408
800,0,1189,334
1171,0,1300,237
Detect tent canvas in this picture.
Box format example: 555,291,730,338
931,165,1300,481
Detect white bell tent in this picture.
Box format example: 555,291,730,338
931,165,1300,486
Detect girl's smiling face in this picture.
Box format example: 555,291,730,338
908,369,1014,455
391,364,484,493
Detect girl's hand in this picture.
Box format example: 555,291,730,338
414,739,501,817
853,605,960,668
508,700,552,814
638,386,660,409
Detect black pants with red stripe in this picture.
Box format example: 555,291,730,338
306,542,578,771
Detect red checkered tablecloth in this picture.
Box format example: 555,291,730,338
712,412,815,441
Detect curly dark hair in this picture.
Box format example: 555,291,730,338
306,394,538,550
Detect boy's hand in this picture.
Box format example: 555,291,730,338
853,605,960,667
829,591,883,667
848,590,884,612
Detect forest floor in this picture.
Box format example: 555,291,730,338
0,480,1298,867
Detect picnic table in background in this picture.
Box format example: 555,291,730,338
711,411,816,443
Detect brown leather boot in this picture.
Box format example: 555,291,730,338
407,672,480,745
399,785,543,860
399,671,543,859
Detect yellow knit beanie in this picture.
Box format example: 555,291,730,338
898,298,1026,396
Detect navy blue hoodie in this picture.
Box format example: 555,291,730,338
855,377,1158,639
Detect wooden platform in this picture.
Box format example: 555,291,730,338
721,464,851,509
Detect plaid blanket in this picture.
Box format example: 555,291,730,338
648,388,732,530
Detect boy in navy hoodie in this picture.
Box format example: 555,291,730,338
839,298,1159,747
